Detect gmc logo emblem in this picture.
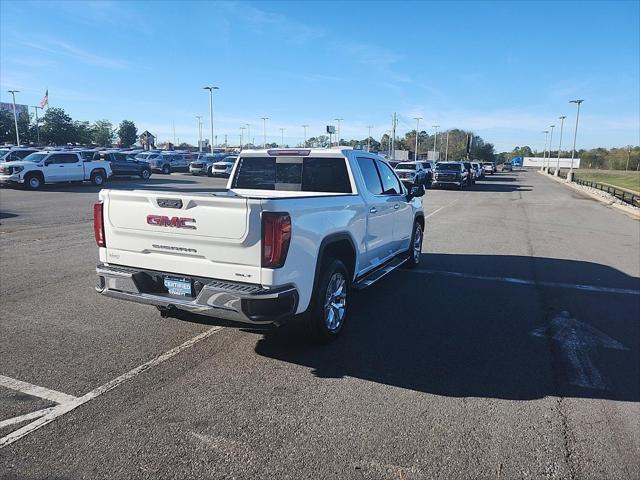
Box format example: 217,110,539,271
147,215,196,230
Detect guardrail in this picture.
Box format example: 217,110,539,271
573,177,640,208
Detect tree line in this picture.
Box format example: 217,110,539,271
496,145,640,170
305,128,496,162
0,107,138,147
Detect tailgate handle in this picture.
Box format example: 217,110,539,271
157,198,183,209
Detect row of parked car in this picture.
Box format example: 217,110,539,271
392,160,498,190
0,144,241,189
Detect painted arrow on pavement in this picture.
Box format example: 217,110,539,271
530,311,628,390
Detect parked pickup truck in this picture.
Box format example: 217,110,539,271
95,148,426,341
0,150,112,190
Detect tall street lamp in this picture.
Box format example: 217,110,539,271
203,86,219,153
7,90,20,145
541,130,549,171
334,118,343,147
279,128,285,147
445,131,450,161
240,126,246,150
413,117,422,161
569,99,584,172
31,105,42,145
261,117,268,148
246,124,252,148
546,124,555,171
366,125,373,152
196,115,203,152
432,125,439,160
301,124,309,147
555,116,566,175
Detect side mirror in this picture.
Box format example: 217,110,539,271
408,184,425,200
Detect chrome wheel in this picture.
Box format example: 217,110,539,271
141,169,150,179
29,177,41,189
94,174,104,185
324,272,347,332
413,224,422,263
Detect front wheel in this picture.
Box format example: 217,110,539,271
90,170,105,186
140,168,151,180
162,164,170,175
305,259,350,343
24,173,43,190
404,221,423,269
207,167,214,177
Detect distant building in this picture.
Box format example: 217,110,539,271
0,102,29,116
139,131,156,150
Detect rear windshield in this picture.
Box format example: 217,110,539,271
232,156,352,193
436,163,461,171
396,163,416,170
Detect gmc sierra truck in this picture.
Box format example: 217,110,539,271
0,150,112,190
94,148,425,341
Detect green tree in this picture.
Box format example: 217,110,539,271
92,119,114,146
117,120,138,147
73,121,93,145
40,108,76,145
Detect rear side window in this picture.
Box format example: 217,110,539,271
232,157,352,193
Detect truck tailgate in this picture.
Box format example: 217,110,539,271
101,189,262,284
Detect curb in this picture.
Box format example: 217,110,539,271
537,171,640,220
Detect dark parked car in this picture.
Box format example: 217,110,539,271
93,151,152,179
432,161,469,190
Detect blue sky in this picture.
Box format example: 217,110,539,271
1,0,638,151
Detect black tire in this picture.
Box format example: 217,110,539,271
90,170,105,186
458,182,464,190
207,166,214,177
162,164,170,175
24,173,43,190
404,221,423,269
140,168,151,180
304,258,350,343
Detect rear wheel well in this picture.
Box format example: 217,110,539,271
321,239,356,281
91,168,106,177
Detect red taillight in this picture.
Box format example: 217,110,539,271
262,212,291,268
93,202,106,247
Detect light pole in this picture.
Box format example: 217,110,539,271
626,145,631,171
555,116,566,175
432,125,439,160
279,128,285,147
203,86,219,153
261,117,268,148
196,115,203,152
240,126,246,150
569,99,584,173
301,124,309,147
413,117,422,161
366,125,373,151
541,130,549,170
445,131,450,161
7,90,20,145
546,124,555,171
31,105,42,145
334,118,343,147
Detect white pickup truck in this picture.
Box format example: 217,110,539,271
0,150,112,190
94,148,425,341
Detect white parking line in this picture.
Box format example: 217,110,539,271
0,407,54,429
407,269,640,296
0,326,224,449
425,199,459,219
0,375,77,404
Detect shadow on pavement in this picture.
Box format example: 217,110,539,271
254,254,640,402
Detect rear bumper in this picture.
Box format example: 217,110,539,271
95,263,298,325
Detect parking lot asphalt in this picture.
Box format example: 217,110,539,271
1,170,638,479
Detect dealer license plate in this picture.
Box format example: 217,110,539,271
164,276,192,296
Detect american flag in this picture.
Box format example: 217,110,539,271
39,89,48,108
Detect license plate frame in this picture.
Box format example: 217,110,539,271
163,276,193,297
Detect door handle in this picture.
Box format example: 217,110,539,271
59,165,65,167
369,207,377,214
394,204,400,209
